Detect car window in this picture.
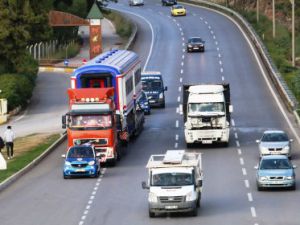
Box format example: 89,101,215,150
189,38,203,43
262,133,289,142
260,159,292,170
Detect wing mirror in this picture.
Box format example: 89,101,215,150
196,179,202,187
62,115,66,129
293,165,297,169
254,165,259,170
229,105,233,113
164,86,168,91
142,181,149,189
290,139,294,142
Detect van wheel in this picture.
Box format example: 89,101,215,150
186,143,193,148
196,196,200,208
191,207,197,216
149,210,155,218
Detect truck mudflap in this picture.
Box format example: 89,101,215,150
185,128,230,144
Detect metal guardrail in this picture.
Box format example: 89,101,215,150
181,0,298,113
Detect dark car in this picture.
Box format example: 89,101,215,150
62,145,101,179
141,71,167,108
187,37,205,52
162,0,177,6
138,91,151,115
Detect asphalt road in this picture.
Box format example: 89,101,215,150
1,1,300,225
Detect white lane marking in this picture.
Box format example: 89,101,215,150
177,96,181,102
217,47,220,51
200,17,203,20
234,132,238,139
181,62,184,66
79,221,84,225
182,37,185,41
88,200,93,205
176,120,179,128
94,186,98,190
84,210,89,215
81,215,86,220
180,77,183,83
182,49,185,53
205,21,208,24
179,27,182,32
173,19,176,22
175,134,179,141
177,23,180,26
182,43,185,47
176,107,179,114
90,196,95,200
236,140,240,147
86,205,91,210
244,179,250,188
167,15,171,18
242,167,247,175
251,207,257,218
240,157,244,165
14,109,28,122
91,191,96,195
178,86,182,92
237,148,242,155
181,32,184,36
180,69,184,74
220,68,224,73
213,35,216,39
192,13,197,16
247,193,253,202
215,41,218,45
208,25,211,29
219,60,223,65
175,142,178,148
222,76,225,81
211,30,214,34
231,119,235,126
182,55,185,59
218,53,221,58
179,104,183,115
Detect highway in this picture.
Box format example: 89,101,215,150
0,1,300,225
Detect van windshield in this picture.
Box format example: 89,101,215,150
151,172,193,186
142,80,162,91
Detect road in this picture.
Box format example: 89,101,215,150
0,1,300,225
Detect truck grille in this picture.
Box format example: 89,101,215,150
159,196,185,203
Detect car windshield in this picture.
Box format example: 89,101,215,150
174,5,183,9
142,80,162,91
261,133,289,142
189,102,224,113
67,146,94,158
189,38,203,43
70,114,112,129
151,172,193,186
260,159,292,170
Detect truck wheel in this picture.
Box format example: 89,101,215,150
191,207,198,217
186,143,193,148
196,196,201,208
161,101,165,108
149,210,155,218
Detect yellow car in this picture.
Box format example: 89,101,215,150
171,5,186,16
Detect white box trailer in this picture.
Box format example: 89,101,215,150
142,150,203,217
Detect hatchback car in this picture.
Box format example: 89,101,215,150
171,5,186,16
187,37,205,52
256,130,293,158
138,91,151,115
62,145,101,179
255,155,296,191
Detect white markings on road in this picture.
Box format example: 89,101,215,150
221,76,225,81
177,96,181,102
234,132,238,139
180,77,183,83
192,13,197,16
179,104,183,115
220,68,224,73
84,210,89,215
182,55,185,59
237,148,242,155
175,142,178,148
179,27,182,32
240,157,244,165
86,205,91,210
247,193,253,202
236,140,240,147
178,86,182,92
176,120,179,128
177,23,180,27
218,53,221,58
219,60,222,65
14,109,28,122
200,17,203,20
175,134,179,141
213,35,216,39
231,119,235,126
182,49,185,53
173,19,176,22
217,47,220,51
176,107,179,114
181,32,184,36
242,167,247,175
182,37,185,41
251,207,257,218
215,41,218,45
182,43,185,47
244,179,250,188
180,69,184,74
208,25,211,29
181,62,184,66
205,21,208,24
211,30,214,34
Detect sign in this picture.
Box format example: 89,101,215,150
89,24,102,59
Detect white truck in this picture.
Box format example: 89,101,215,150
142,150,203,217
183,83,233,147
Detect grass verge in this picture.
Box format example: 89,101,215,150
0,133,60,183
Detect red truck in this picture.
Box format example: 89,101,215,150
62,88,121,166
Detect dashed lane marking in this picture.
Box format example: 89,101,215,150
245,179,250,188
240,157,244,165
248,193,253,202
251,207,257,218
242,168,247,175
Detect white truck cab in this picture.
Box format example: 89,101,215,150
142,150,203,217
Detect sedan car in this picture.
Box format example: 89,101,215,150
171,5,186,16
62,145,101,179
255,155,296,191
129,0,144,6
256,130,293,158
187,37,205,52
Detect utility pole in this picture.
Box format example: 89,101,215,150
290,0,295,67
256,0,260,22
272,0,276,38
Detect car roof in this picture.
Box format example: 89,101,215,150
263,130,285,134
261,155,289,160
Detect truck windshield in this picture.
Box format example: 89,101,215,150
142,80,162,91
189,102,224,113
152,173,193,186
70,114,112,130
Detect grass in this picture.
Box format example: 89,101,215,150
0,133,60,183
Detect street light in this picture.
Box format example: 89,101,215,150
272,0,276,38
256,0,260,22
290,0,295,67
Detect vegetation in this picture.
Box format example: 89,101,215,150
0,133,60,183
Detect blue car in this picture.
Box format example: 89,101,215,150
138,91,151,115
62,145,101,179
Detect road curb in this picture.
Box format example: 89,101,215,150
0,133,67,193
39,66,75,74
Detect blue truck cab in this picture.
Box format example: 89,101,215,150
141,71,167,108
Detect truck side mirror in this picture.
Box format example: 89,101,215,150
229,105,233,113
164,86,168,91
62,115,66,129
142,181,149,189
196,179,202,187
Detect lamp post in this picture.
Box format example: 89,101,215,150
272,0,276,38
256,0,260,22
290,0,295,67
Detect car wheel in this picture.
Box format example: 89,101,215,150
257,185,263,191
161,101,165,108
63,174,69,179
290,184,296,190
149,210,155,218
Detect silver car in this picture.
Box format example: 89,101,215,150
255,155,296,191
256,130,293,158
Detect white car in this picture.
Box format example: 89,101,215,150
256,130,293,158
129,0,144,6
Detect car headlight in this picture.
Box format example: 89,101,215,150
88,161,95,166
259,176,268,181
188,44,192,47
260,147,269,152
186,191,195,201
65,161,71,166
159,93,164,99
283,145,290,151
144,102,148,105
148,192,158,203
286,176,294,180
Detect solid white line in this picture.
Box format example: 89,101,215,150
177,96,181,102
231,119,235,126
175,134,179,141
180,77,183,82
248,193,253,202
251,207,257,217
244,179,250,188
237,148,242,155
175,142,178,148
236,140,240,147
234,132,238,139
240,157,244,165
176,120,179,128
242,167,247,175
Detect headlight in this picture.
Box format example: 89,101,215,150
88,161,95,166
186,191,195,201
286,176,294,180
259,176,268,181
148,192,158,203
107,147,114,157
144,102,148,105
260,147,269,152
188,44,192,47
65,161,71,166
159,93,164,99
283,145,290,151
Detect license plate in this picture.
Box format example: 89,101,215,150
202,140,213,144
193,47,199,49
76,169,85,172
149,100,155,103
165,205,178,209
